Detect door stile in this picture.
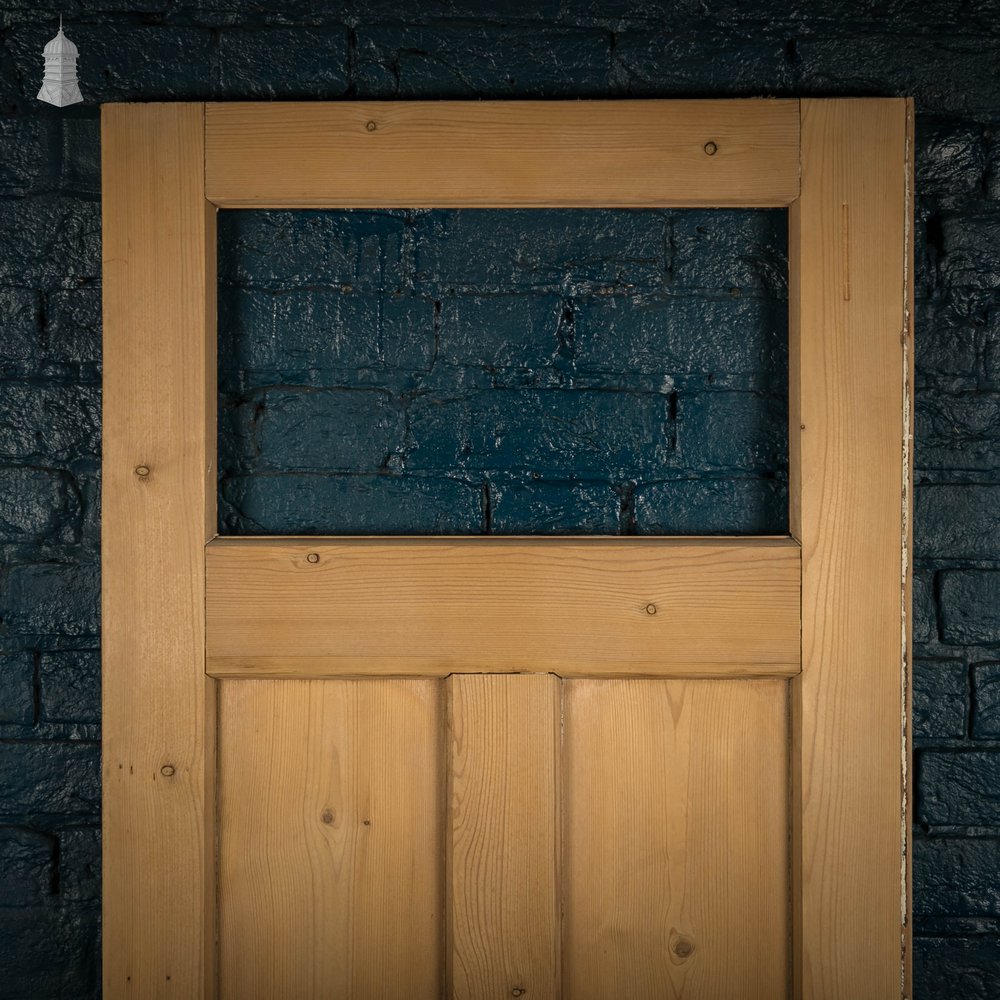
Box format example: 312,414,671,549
101,103,217,999
789,98,914,999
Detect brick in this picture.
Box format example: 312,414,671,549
918,751,1000,826
0,741,99,820
217,208,409,292
0,903,99,1000
0,196,100,289
613,29,791,96
2,561,100,637
939,213,1000,308
981,307,1000,385
0,117,58,196
218,288,434,386
988,131,1000,202
633,477,787,535
913,659,967,740
796,34,1000,116
43,287,102,366
917,391,1000,472
916,120,988,205
573,295,787,379
915,838,1000,916
972,664,1000,740
0,826,55,904
940,571,1000,647
220,472,483,535
913,571,937,647
0,289,40,365
913,936,1000,1000
412,209,668,295
354,23,611,98
58,826,100,903
670,209,788,297
58,118,100,198
435,294,566,373
219,26,349,97
0,651,34,726
0,385,100,462
38,651,100,725
489,479,620,534
914,300,979,381
917,485,1000,560
676,391,787,472
225,388,404,474
0,466,78,543
406,389,673,478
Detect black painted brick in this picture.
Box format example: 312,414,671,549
38,651,100,725
972,663,1000,740
221,472,483,535
913,936,1000,1000
0,652,35,726
0,741,99,820
917,391,1000,472
218,26,350,98
916,485,1000,560
940,571,1000,647
914,659,967,741
918,751,1000,827
0,384,100,462
0,826,55,905
633,477,786,535
0,466,79,543
914,838,1000,916
1,560,100,637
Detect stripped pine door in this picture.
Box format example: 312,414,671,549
102,99,912,999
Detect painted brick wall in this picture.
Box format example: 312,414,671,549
218,207,789,536
0,3,998,997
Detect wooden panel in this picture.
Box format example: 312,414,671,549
789,99,912,998
205,537,801,678
101,104,216,998
563,679,789,999
218,679,443,999
447,675,561,999
205,100,800,208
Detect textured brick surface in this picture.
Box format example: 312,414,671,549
919,752,1000,827
1,2,999,996
939,571,1000,646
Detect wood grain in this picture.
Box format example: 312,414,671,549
101,103,216,999
447,675,561,999
205,100,800,208
789,98,912,998
217,679,443,1000
563,679,789,999
205,537,801,678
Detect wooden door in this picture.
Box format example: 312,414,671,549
101,99,914,999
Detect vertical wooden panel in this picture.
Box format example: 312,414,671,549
563,679,788,1000
789,98,912,998
218,679,443,1000
447,674,562,999
101,103,216,999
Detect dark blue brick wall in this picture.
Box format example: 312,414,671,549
0,2,998,997
218,207,788,535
